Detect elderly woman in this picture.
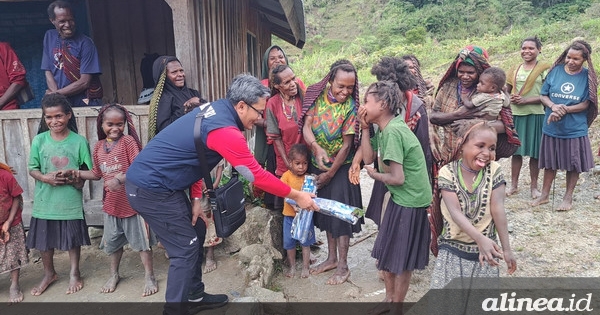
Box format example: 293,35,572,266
299,59,362,285
531,40,598,211
429,45,520,255
147,55,206,140
255,46,306,209
266,64,305,179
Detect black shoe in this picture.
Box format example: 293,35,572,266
187,292,228,313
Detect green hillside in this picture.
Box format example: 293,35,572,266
276,0,600,89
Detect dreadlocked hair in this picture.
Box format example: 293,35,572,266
400,54,429,99
372,57,417,92
96,103,142,151
38,93,78,134
147,68,167,141
365,80,404,117
551,39,598,125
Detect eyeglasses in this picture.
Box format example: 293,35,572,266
246,102,264,117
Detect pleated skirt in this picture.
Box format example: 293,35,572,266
513,114,544,158
310,163,363,238
430,248,499,289
538,134,594,172
371,197,430,274
26,217,91,251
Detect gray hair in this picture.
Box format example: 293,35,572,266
226,74,270,105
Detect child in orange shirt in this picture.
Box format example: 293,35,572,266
280,144,314,278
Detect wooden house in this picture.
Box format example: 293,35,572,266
0,0,306,225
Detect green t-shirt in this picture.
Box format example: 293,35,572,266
28,131,93,220
510,67,547,116
372,116,432,208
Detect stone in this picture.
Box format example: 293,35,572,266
226,297,261,315
244,286,287,314
88,227,104,239
222,206,283,259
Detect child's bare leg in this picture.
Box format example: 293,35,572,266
326,235,350,285
9,269,23,304
140,249,158,296
203,246,217,274
529,157,541,198
101,248,123,293
531,169,556,207
66,246,83,294
300,246,311,278
285,248,296,278
556,171,578,211
507,155,522,196
310,232,337,275
30,249,58,296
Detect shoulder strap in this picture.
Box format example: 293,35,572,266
193,104,216,198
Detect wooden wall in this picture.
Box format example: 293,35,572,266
88,0,176,105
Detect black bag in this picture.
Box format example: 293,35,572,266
193,104,246,238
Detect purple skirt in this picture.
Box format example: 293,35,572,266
538,134,594,172
371,199,430,274
26,218,91,251
365,180,387,226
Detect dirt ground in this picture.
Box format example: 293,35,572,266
2,156,600,306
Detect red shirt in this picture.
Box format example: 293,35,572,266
0,42,27,110
0,169,23,227
194,127,292,199
92,135,140,218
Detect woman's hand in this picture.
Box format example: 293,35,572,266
477,237,503,268
551,103,568,117
348,162,361,185
0,221,10,244
547,112,562,124
184,97,201,114
316,171,333,189
458,103,487,119
313,144,331,171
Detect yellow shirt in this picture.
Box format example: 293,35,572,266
280,170,305,217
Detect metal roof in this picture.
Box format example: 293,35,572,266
251,0,305,49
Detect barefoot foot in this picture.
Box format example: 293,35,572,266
30,273,58,296
142,275,158,297
285,267,296,278
9,285,23,304
506,187,519,197
100,273,120,293
300,267,310,278
309,260,337,275
531,188,542,199
531,196,549,207
66,275,83,294
203,259,217,274
367,301,392,315
556,199,573,211
326,268,350,285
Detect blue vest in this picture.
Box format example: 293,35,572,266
127,98,243,192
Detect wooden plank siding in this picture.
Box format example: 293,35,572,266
0,106,149,227
88,0,175,105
